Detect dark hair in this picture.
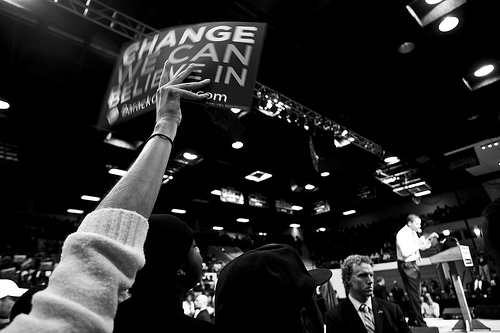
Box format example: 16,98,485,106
407,213,419,224
341,254,373,290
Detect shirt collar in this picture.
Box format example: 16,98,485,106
348,293,373,311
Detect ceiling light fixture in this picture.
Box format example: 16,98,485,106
109,168,127,176
398,41,416,54
245,170,272,182
81,195,100,202
463,62,500,91
333,137,351,148
0,99,10,110
383,154,400,165
479,139,500,151
414,189,431,197
232,141,243,149
474,64,495,77
438,16,459,32
407,0,466,28
343,210,356,216
182,152,198,160
162,174,173,184
393,179,432,197
103,133,141,151
174,151,203,166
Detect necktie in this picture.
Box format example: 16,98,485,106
359,303,375,333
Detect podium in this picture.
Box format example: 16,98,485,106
429,246,490,331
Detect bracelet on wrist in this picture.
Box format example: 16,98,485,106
145,133,174,147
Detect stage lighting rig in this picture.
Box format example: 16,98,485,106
253,82,384,158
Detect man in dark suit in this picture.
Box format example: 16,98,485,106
324,254,411,333
373,276,388,300
194,294,214,324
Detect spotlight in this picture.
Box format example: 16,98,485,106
463,62,500,91
383,154,400,165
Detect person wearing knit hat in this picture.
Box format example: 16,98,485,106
0,279,28,329
215,243,333,333
113,214,216,333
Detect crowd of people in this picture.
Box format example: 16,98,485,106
0,199,485,277
0,59,499,333
305,199,485,269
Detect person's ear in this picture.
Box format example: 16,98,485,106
300,307,311,333
299,306,322,333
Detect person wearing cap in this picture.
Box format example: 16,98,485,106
9,283,48,323
0,279,28,329
112,214,216,333
324,254,411,333
215,243,332,333
3,61,210,333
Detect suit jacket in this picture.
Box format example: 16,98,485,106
195,309,213,323
373,284,388,300
324,297,411,333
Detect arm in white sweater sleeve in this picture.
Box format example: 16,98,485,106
2,61,209,333
3,208,148,333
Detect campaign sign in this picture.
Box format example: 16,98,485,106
98,22,267,129
459,245,474,267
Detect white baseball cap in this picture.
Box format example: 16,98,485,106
0,279,28,299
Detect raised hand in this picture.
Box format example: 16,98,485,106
155,61,211,125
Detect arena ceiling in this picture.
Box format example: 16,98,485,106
0,0,499,233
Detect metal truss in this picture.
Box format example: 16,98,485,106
254,82,384,157
44,0,384,158
43,0,158,40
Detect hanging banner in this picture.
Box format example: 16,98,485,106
446,147,480,171
98,21,267,128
